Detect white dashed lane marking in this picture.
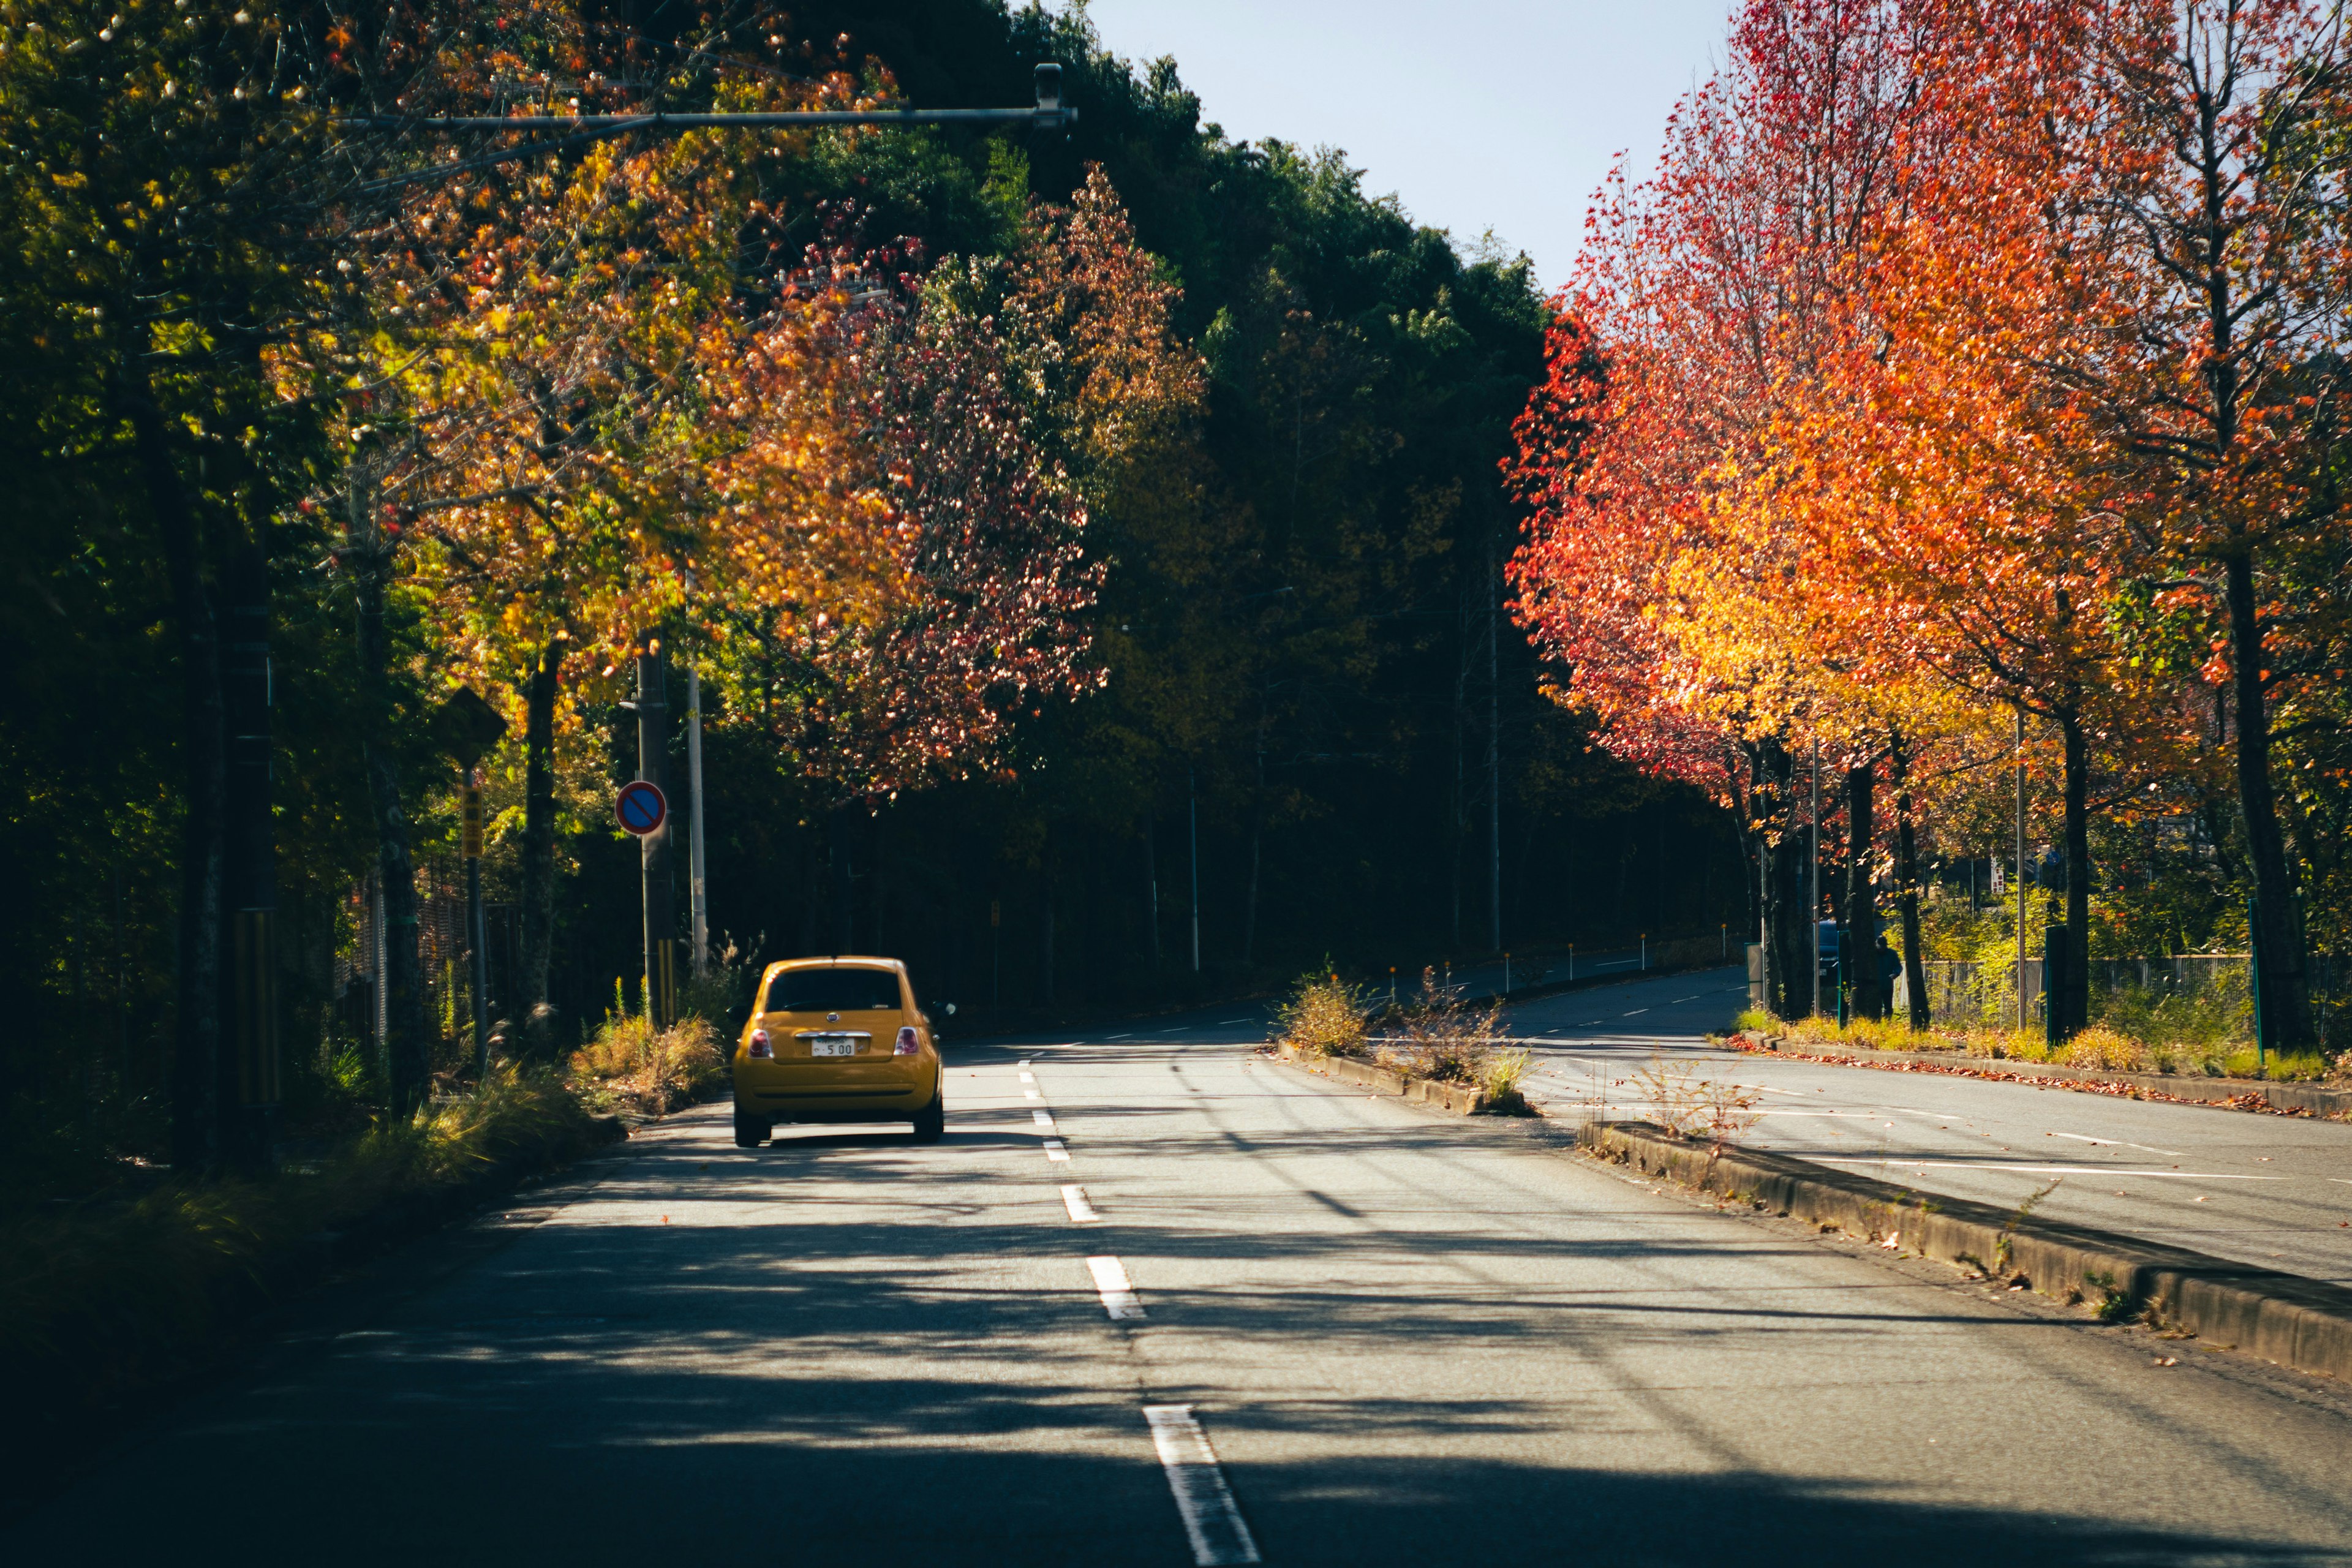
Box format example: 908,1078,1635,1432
1144,1405,1259,1565
2054,1132,2184,1156
1033,1109,1055,1128
1061,1185,1102,1223
1044,1139,1070,1162
1087,1255,1144,1319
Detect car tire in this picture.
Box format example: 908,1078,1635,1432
910,1082,944,1144
733,1111,771,1148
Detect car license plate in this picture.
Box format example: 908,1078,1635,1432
810,1039,857,1058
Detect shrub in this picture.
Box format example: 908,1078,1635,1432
570,1014,728,1117
1274,967,1371,1058
2060,1025,2147,1073
1375,968,1504,1084
678,932,764,1033
1,1067,608,1427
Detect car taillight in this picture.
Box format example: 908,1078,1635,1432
894,1026,919,1055
748,1028,772,1059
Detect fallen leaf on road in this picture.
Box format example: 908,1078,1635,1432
2154,1357,2177,1366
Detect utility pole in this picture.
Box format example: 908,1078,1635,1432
1487,535,1502,954
1810,740,1822,1019
2015,707,2028,1032
462,766,489,1076
223,536,279,1169
1189,766,1202,973
435,685,506,1079
687,665,709,977
636,641,676,1028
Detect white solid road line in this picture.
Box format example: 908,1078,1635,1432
1144,1405,1261,1566
2054,1131,2184,1156
1033,1109,1056,1128
1044,1139,1070,1162
1061,1184,1102,1223
1087,1255,1145,1320
1811,1157,2283,1180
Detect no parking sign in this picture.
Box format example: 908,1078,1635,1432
616,780,668,836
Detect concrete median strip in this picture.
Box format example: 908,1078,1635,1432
1268,1042,1496,1114
1579,1119,2352,1384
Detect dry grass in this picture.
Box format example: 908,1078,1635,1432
1742,1006,2335,1083
1,1067,609,1424
1374,968,1506,1085
1274,969,1371,1059
1630,1054,1762,1157
568,1014,728,1117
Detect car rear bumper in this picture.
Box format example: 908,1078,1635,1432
731,1071,938,1122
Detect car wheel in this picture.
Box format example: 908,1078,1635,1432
733,1111,771,1148
910,1083,944,1144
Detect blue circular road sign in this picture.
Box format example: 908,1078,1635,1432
616,780,668,836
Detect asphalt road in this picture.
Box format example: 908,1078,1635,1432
1506,965,2352,1289
12,1005,2352,1564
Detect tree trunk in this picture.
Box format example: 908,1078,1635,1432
2223,552,2313,1050
1243,715,1266,965
518,644,560,1027
2057,704,2094,1040
1755,740,1809,1020
1844,762,1883,1020
350,473,429,1114
129,383,225,1171
831,800,854,954
1142,814,1160,968
1891,733,1929,1033
221,533,278,1169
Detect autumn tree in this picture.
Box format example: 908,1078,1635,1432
1510,0,1934,1019
2030,0,2351,1051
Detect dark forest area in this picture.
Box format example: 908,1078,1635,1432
546,2,1742,1026
0,0,1740,1182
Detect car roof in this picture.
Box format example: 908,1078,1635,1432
766,956,905,973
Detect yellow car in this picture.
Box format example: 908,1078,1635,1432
732,957,944,1147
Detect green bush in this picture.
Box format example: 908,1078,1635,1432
1274,965,1370,1059
1,1068,611,1422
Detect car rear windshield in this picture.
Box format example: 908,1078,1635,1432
764,967,902,1014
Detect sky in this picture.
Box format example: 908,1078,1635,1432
1079,0,1732,293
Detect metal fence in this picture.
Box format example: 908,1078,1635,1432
332,863,519,1070
1896,954,2346,1032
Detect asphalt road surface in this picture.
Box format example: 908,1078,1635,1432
12,998,2352,1565
1507,965,2352,1290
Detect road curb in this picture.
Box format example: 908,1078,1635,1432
1268,1043,1496,1114
1578,1119,2352,1383
1724,1031,2352,1118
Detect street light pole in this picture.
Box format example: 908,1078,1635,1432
1811,740,1822,1018
636,641,675,1028
687,665,708,978
343,64,1080,193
